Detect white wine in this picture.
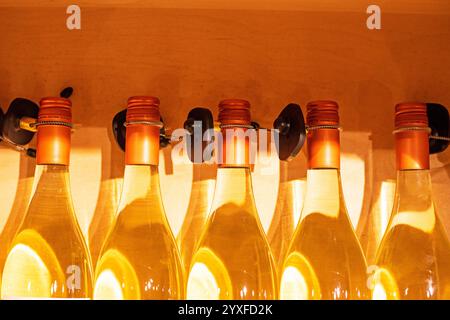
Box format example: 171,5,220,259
187,99,277,300
93,96,183,300
177,163,215,273
371,102,450,300
267,160,305,272
280,101,369,300
1,97,92,299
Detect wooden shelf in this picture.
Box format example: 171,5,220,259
0,0,449,14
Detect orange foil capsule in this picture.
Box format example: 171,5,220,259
394,102,430,170
124,96,161,166
218,99,252,167
306,100,340,169
36,97,72,166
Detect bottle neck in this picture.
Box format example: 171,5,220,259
395,169,433,202
395,130,430,170
34,164,70,189
30,164,74,216
219,128,251,168
210,167,257,214
301,168,343,221
117,165,164,214
125,125,160,165
36,126,71,165
390,169,435,233
307,129,340,169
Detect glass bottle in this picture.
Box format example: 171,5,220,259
371,102,450,300
88,176,123,269
186,99,277,300
177,163,216,273
280,101,369,300
358,179,396,266
267,160,306,272
93,96,183,300
1,97,93,299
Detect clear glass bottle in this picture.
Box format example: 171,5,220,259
1,97,93,299
267,160,306,272
93,96,183,300
88,176,123,269
177,163,215,273
358,179,396,266
371,102,450,300
186,99,277,300
280,101,369,300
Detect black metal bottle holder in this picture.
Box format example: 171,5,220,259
427,103,450,154
3,96,446,161
111,108,173,153
112,103,307,163
0,87,74,158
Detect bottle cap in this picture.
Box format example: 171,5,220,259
306,100,339,127
126,96,160,122
39,97,72,123
218,99,251,126
395,102,428,128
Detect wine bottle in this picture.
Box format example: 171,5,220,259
267,160,306,272
358,179,395,266
93,96,183,300
186,99,277,300
280,101,369,300
1,97,93,299
177,163,215,273
371,102,450,300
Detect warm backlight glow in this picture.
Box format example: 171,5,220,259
341,153,365,228
379,180,396,236
370,268,399,300
280,267,308,300
280,252,320,300
94,270,124,300
94,249,140,299
1,229,64,299
187,263,220,300
187,248,232,300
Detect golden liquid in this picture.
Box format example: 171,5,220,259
187,167,277,300
177,164,215,273
1,165,92,299
372,170,450,300
280,169,369,300
93,165,183,300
